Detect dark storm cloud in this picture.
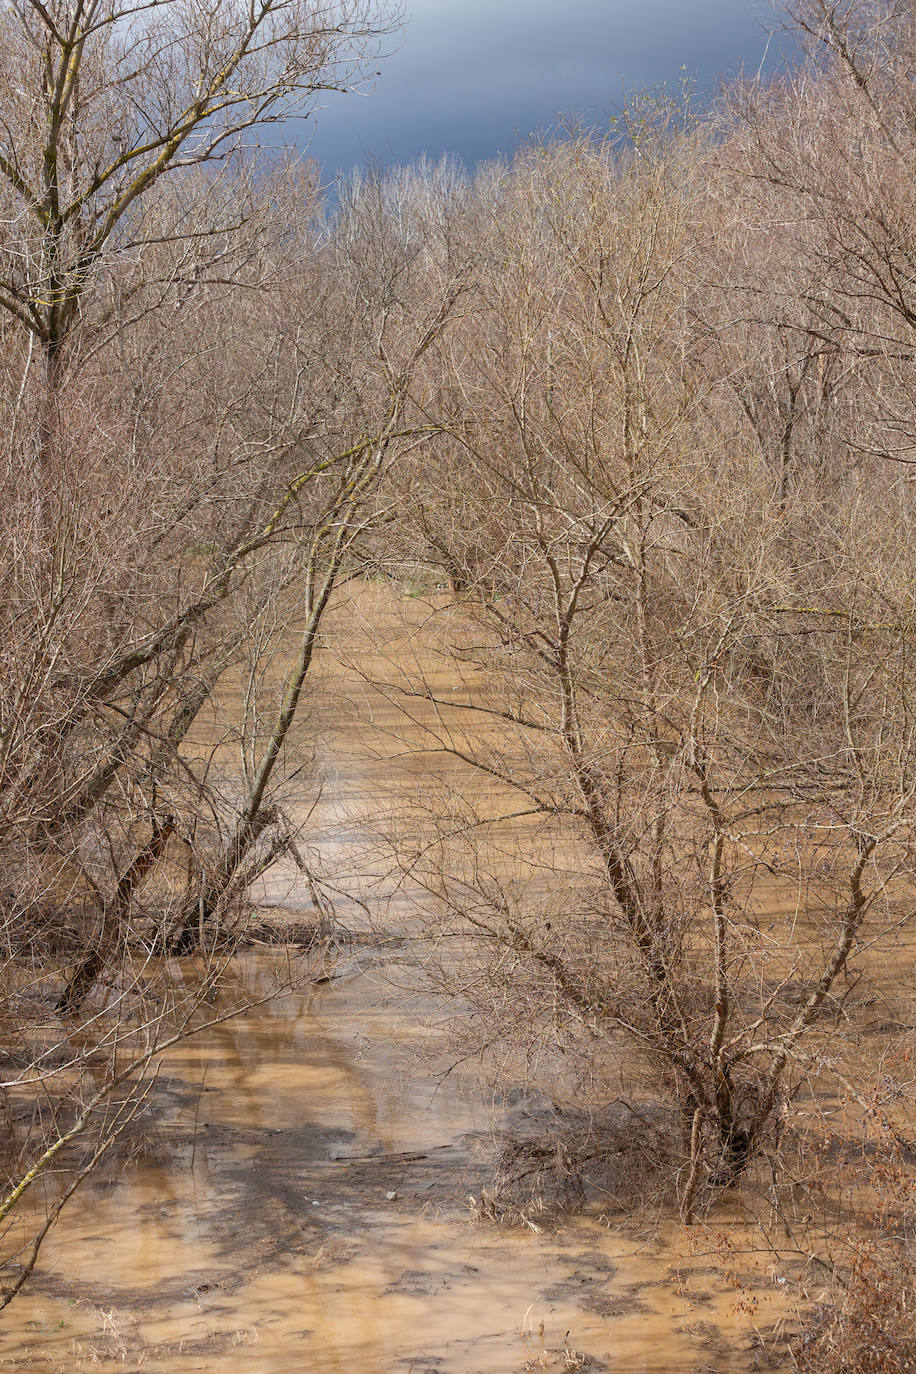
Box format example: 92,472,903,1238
302,0,782,175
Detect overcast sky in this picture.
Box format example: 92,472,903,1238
302,0,784,176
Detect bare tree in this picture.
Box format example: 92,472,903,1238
0,0,448,1305
162,170,470,949
375,116,916,1220
0,0,395,373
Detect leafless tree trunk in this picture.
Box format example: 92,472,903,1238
371,112,916,1215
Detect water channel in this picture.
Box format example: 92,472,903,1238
0,587,803,1371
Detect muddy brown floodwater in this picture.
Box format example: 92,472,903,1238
0,586,796,1373
0,966,792,1374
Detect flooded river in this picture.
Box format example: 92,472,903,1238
0,963,791,1372
0,587,799,1371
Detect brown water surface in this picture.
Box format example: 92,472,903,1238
0,965,792,1373
0,586,807,1371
